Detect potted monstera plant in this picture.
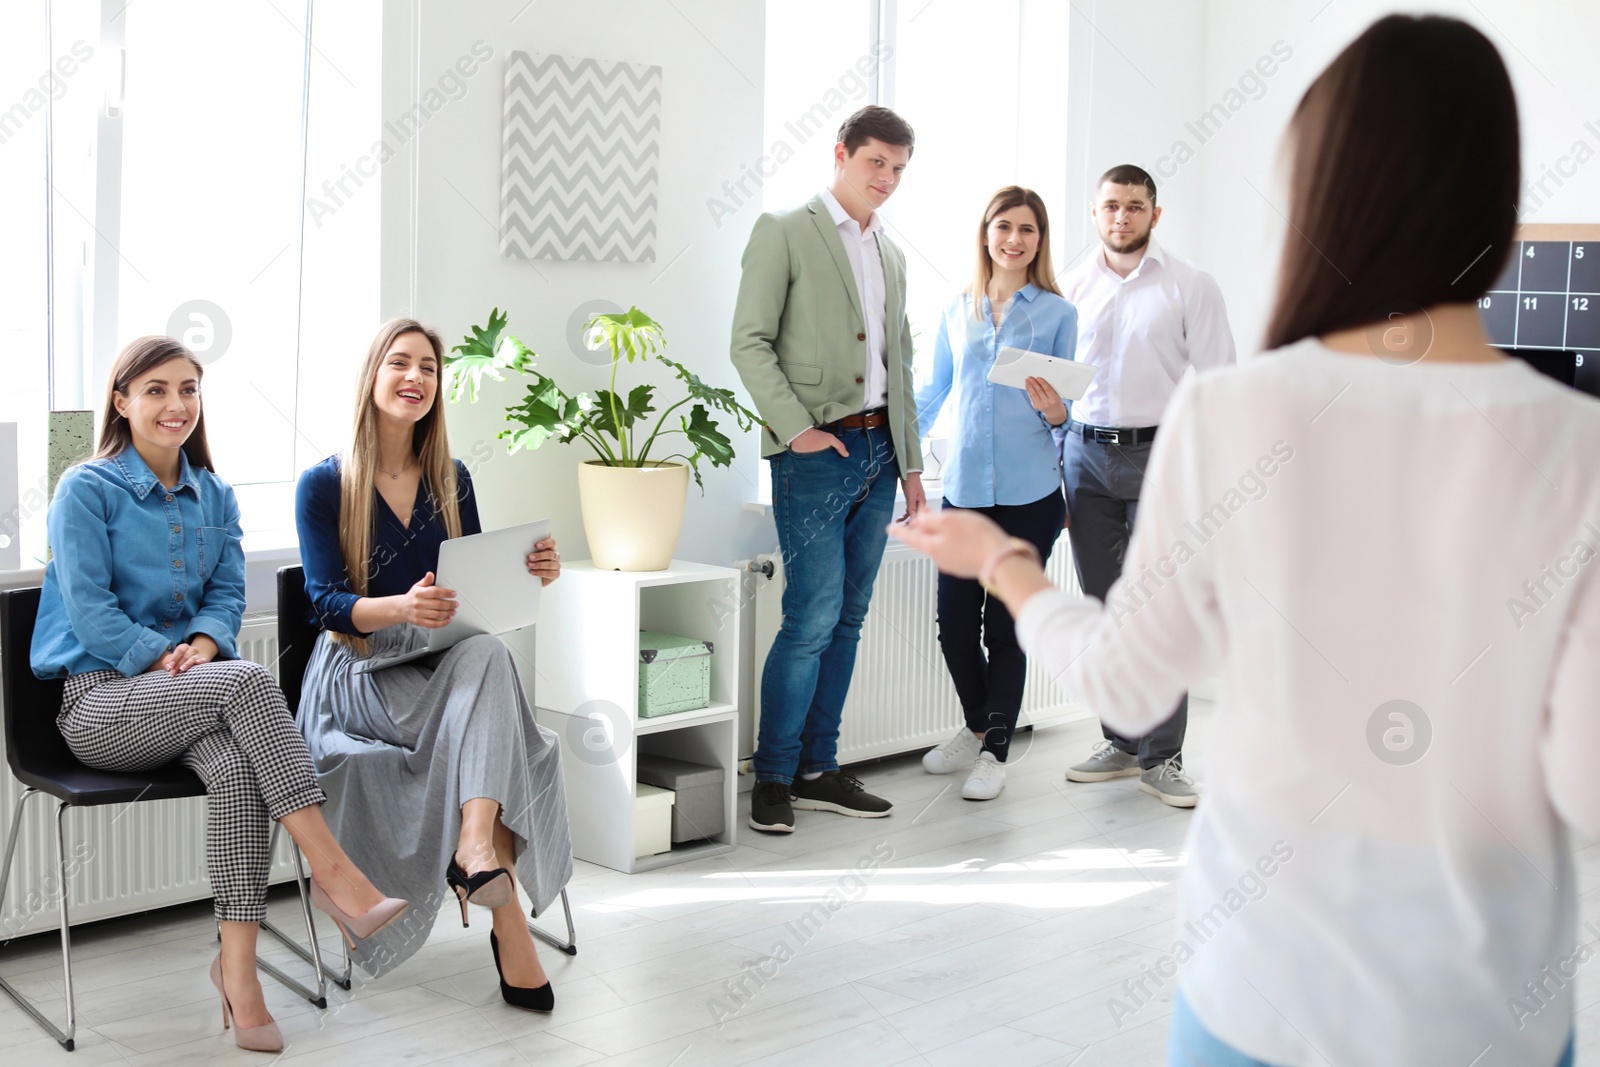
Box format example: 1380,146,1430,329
444,307,762,571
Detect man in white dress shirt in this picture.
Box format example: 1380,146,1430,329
1058,164,1236,807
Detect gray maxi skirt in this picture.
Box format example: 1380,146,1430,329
298,624,573,978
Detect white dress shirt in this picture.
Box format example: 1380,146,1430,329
1059,237,1236,427
1017,339,1600,1066
820,187,889,412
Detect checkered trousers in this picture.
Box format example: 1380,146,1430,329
59,660,327,923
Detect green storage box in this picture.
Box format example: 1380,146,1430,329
637,631,713,717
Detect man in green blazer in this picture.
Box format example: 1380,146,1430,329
730,105,925,834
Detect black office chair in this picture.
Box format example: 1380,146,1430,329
277,566,576,956
0,587,334,1051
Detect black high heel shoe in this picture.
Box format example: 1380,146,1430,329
490,930,554,1012
445,852,513,927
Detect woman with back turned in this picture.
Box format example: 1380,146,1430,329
894,16,1597,1066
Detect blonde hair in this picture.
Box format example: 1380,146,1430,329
334,318,462,652
969,186,1062,321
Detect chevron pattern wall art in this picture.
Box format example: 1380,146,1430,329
500,51,662,263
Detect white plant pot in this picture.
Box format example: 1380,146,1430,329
577,460,690,571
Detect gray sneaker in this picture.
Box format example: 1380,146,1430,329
1140,758,1199,808
1065,741,1141,783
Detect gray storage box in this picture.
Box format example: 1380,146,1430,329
636,754,725,843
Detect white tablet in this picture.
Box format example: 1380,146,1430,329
986,346,1099,400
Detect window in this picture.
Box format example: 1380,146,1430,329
0,1,381,568
759,0,877,223
756,0,1065,497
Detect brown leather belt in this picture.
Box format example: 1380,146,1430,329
820,407,888,433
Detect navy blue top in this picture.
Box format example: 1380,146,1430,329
294,455,481,636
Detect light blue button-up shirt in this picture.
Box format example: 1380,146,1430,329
32,448,246,679
914,284,1079,508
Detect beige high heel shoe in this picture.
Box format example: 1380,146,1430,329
309,878,410,948
209,954,284,1053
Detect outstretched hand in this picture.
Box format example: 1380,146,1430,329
888,509,1012,579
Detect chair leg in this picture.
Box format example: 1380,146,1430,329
0,790,76,1051
0,786,33,912
53,801,76,1048
528,887,577,956
256,822,351,1003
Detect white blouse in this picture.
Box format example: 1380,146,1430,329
1017,338,1600,1066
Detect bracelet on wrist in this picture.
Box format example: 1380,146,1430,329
979,537,1042,594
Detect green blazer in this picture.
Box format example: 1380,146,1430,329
730,194,923,467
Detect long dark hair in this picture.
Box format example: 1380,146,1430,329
1263,15,1520,350
89,335,215,471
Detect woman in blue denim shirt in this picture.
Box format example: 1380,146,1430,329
914,186,1077,801
32,336,406,1053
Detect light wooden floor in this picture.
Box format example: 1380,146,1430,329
3,701,1599,1065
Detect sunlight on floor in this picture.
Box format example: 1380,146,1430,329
593,879,1166,909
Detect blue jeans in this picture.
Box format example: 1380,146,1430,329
755,425,900,785
1168,990,1575,1066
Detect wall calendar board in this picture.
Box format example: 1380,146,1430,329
1483,223,1600,395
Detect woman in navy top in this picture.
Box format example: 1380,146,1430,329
913,186,1077,801
294,318,570,1009
32,336,405,1053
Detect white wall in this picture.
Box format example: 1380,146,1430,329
377,0,772,569
1193,0,1600,355
1056,1,1600,357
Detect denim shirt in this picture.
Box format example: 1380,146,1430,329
914,284,1079,508
31,449,246,679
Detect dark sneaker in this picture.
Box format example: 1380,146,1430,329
749,780,795,833
790,771,892,818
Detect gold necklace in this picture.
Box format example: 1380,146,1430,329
375,458,415,480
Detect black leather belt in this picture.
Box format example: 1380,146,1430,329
821,407,888,432
1068,420,1158,447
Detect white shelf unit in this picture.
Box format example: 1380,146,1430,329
535,560,741,873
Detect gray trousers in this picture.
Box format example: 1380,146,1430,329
1061,430,1188,768
59,662,326,922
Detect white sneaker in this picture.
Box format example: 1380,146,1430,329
961,752,1006,800
923,727,982,775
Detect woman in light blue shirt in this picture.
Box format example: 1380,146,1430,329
914,185,1077,800
32,336,405,1053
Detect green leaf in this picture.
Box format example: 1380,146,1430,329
682,404,736,469
656,354,764,433
584,306,666,366
443,308,541,404
499,375,590,453
589,384,656,441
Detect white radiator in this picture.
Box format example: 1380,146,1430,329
751,533,1094,767
0,613,300,939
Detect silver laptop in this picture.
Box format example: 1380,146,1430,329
353,519,550,674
